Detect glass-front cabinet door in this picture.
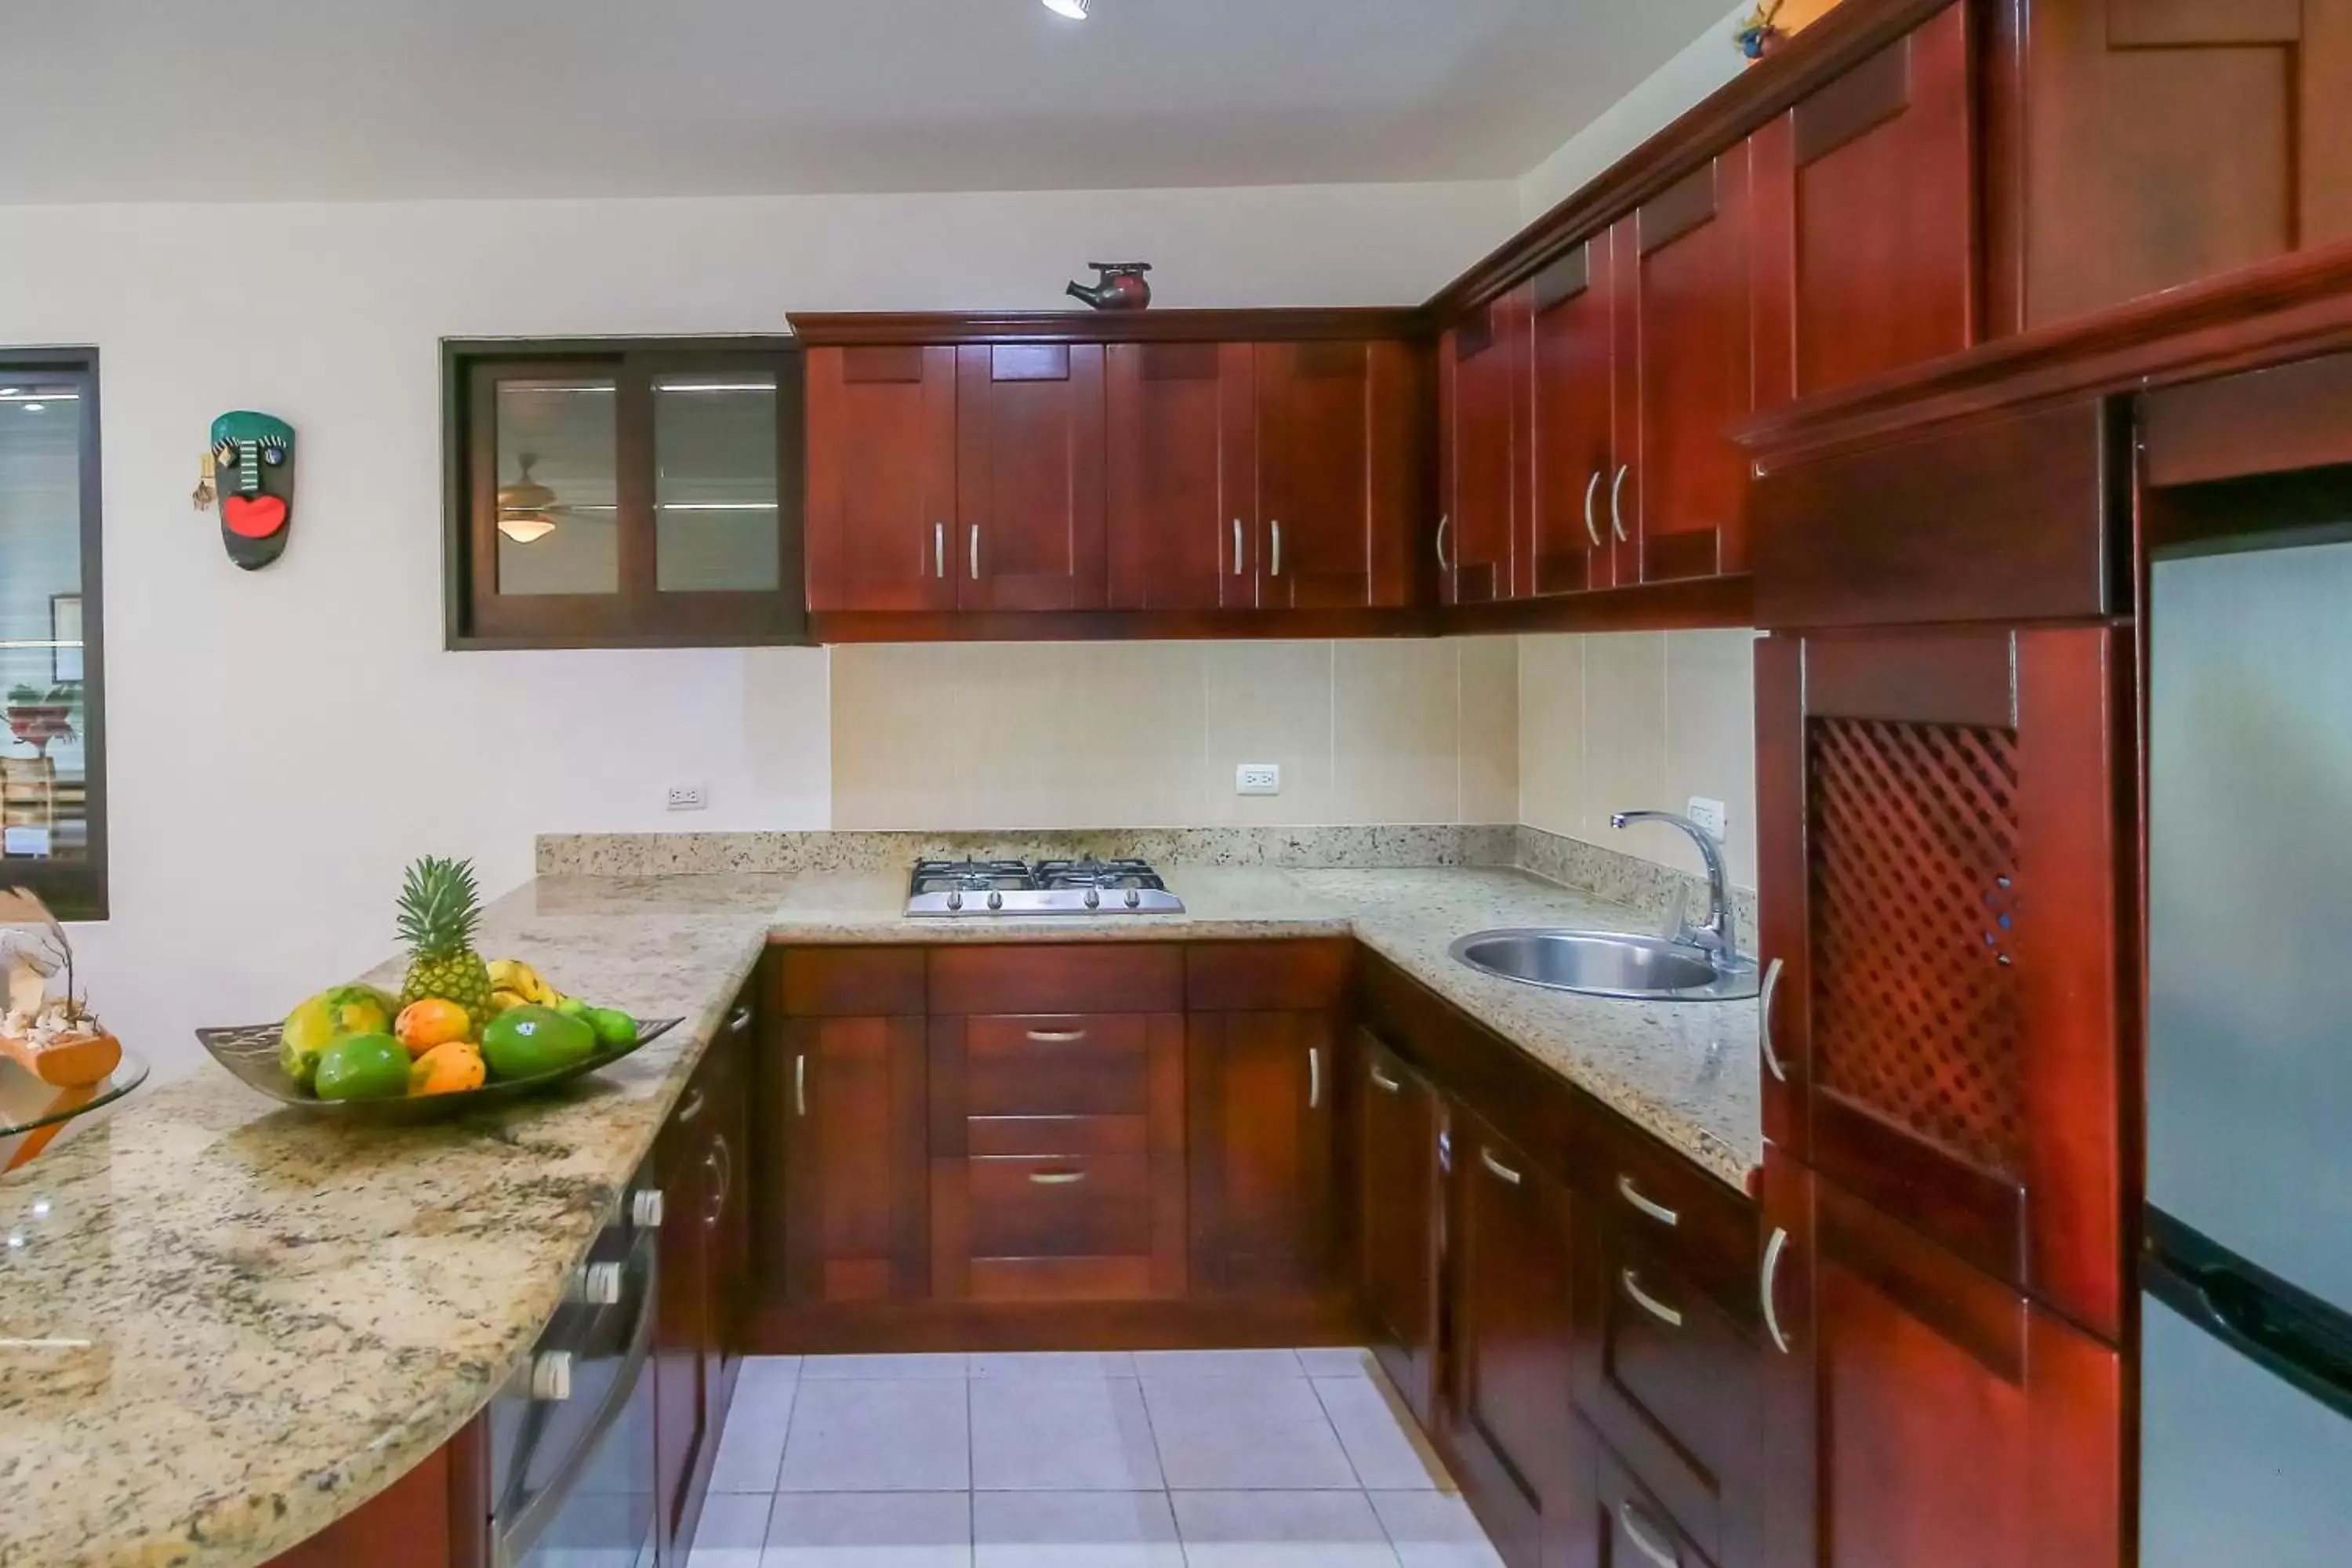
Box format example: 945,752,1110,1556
456,342,804,646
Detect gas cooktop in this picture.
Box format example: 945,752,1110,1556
906,857,1185,916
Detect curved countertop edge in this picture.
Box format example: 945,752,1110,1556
2,864,1758,1568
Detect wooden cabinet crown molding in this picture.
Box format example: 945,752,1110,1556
1731,238,2352,471
1424,0,1959,323
788,308,1430,347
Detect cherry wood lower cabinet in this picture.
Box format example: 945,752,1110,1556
1356,1031,1443,1427
261,1420,489,1568
1756,1156,2124,1568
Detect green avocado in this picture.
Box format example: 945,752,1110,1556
481,1004,597,1080
313,1033,411,1101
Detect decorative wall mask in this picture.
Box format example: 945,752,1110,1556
1066,262,1153,312
191,411,297,570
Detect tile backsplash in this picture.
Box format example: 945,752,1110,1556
831,638,1520,830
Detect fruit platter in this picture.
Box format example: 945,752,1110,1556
198,856,681,1121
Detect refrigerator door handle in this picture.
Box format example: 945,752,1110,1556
2145,1208,2352,1421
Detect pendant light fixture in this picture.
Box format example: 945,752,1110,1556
1042,0,1088,18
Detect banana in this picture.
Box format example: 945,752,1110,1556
489,959,557,1007
490,988,529,1015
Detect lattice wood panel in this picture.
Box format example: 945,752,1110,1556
1808,717,2026,1176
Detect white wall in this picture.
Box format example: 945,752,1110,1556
1519,6,1748,220
0,180,1519,1078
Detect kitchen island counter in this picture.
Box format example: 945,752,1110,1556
0,862,1758,1568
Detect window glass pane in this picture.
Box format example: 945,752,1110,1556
655,373,779,593
0,382,89,867
495,378,619,595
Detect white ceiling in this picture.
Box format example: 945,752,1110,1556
2,0,1733,205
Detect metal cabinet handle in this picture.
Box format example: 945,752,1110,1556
1436,514,1452,572
969,523,981,580
1617,1174,1680,1229
1308,1044,1321,1109
1762,1225,1792,1355
728,1005,753,1036
1479,1148,1523,1185
793,1053,808,1118
1619,1501,1682,1568
1583,470,1603,548
1233,517,1245,575
676,1087,706,1123
1270,519,1283,578
704,1137,732,1226
1370,1064,1403,1094
1025,1027,1087,1044
1610,465,1630,543
1436,1127,1453,1173
934,521,946,579
1759,957,1787,1083
1620,1268,1686,1330
1028,1169,1087,1186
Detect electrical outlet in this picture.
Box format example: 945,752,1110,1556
666,783,708,812
1236,763,1281,797
1686,796,1727,840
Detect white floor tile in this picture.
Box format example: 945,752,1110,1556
689,1491,775,1568
800,1352,971,1380
972,1377,1164,1491
1294,1348,1377,1377
1131,1349,1303,1381
1313,1375,1447,1490
1172,1490,1400,1567
975,1491,1184,1567
1142,1376,1358,1490
763,1492,972,1567
779,1380,972,1492
1370,1492,1508,1568
710,1379,798,1493
738,1356,804,1398
971,1351,1138,1379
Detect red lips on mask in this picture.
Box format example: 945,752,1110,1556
222,494,289,538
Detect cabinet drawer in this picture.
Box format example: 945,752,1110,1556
966,1151,1155,1257
960,1015,1153,1117
1573,1103,1758,1326
1593,1433,1719,1568
1574,1225,1756,1566
931,945,1183,1014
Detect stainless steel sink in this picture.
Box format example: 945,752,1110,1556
1448,928,1760,1002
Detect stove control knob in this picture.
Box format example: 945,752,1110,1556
631,1189,664,1229
987,891,1004,911
1125,889,1142,909
1084,888,1101,909
532,1350,575,1403
567,1261,624,1305
947,890,964,911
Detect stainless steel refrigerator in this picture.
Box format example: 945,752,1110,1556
2144,535,2352,1566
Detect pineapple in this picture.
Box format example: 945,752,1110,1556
396,856,494,1035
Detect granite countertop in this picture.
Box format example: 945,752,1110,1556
0,864,1759,1568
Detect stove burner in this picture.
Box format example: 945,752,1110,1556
904,857,1183,917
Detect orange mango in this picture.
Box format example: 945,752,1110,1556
395,997,473,1057
408,1040,486,1097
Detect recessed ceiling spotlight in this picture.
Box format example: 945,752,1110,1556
20,403,45,413
1042,0,1088,18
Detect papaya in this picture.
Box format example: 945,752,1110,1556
409,1041,487,1096
280,983,397,1088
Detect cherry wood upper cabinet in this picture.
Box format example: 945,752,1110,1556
1751,2,1978,405
1105,342,1256,610
1994,0,2352,331
1621,153,1757,585
1526,240,1617,599
804,344,957,613
1757,1159,2123,1568
1755,623,2132,1339
955,343,1108,612
1438,292,1523,604
1255,339,1419,610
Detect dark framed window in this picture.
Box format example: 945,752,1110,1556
442,338,808,648
0,347,106,919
